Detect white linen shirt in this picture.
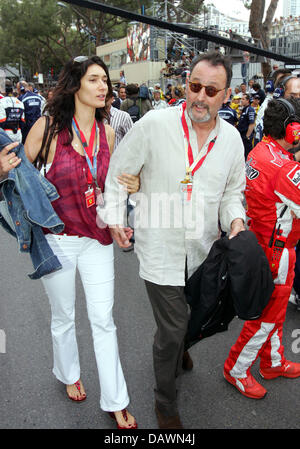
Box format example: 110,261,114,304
99,106,246,286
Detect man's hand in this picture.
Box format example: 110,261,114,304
109,225,133,248
0,142,21,177
229,218,245,239
117,173,140,194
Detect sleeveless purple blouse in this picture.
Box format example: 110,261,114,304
45,121,113,245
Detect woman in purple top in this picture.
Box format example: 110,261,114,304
24,56,138,429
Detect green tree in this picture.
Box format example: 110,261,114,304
0,0,85,78
152,0,205,23
0,0,153,79
242,0,280,80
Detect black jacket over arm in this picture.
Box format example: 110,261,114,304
185,231,274,349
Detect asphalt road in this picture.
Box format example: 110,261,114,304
0,227,299,430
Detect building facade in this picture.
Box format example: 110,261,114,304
283,0,300,17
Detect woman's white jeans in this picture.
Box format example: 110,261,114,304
42,234,129,412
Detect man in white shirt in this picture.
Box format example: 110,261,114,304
152,90,168,110
99,51,246,429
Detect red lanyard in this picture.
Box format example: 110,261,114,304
181,102,217,176
73,117,97,185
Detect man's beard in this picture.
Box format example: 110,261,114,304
187,101,211,123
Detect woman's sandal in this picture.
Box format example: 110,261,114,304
66,380,87,402
108,409,138,429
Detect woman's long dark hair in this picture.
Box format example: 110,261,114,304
35,56,113,168
45,55,112,136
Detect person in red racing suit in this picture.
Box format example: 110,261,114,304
224,98,300,399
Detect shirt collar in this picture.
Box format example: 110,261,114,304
263,135,295,160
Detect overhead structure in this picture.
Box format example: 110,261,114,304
62,0,300,64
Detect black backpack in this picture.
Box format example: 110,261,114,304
127,98,140,123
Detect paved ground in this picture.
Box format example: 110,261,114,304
0,227,299,430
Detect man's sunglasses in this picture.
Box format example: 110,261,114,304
73,56,89,63
188,81,226,97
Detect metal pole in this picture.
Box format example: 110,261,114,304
165,0,168,59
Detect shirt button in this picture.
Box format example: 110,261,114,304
15,221,20,226
8,201,12,206
22,244,28,250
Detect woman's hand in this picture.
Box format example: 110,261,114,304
117,173,140,194
0,142,21,177
109,225,133,248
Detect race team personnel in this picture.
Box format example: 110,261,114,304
224,97,300,399
19,81,42,143
237,93,256,159
0,80,25,143
218,100,238,126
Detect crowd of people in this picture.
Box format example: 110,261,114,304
0,79,55,144
1,51,300,430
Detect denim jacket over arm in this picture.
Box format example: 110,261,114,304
0,129,64,279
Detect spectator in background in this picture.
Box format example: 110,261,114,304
28,82,35,92
112,91,121,110
251,94,260,116
234,85,242,98
34,87,46,112
230,95,241,117
169,85,185,107
118,86,127,103
240,82,248,96
119,70,126,85
106,92,133,151
154,83,164,100
160,60,175,84
254,68,292,145
248,79,256,95
252,82,266,105
121,84,152,122
164,83,173,103
16,81,26,100
152,90,168,110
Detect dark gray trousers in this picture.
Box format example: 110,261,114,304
144,280,189,416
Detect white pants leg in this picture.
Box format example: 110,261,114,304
41,234,130,411
42,235,79,385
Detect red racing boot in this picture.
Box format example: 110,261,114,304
260,361,300,379
224,370,267,399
